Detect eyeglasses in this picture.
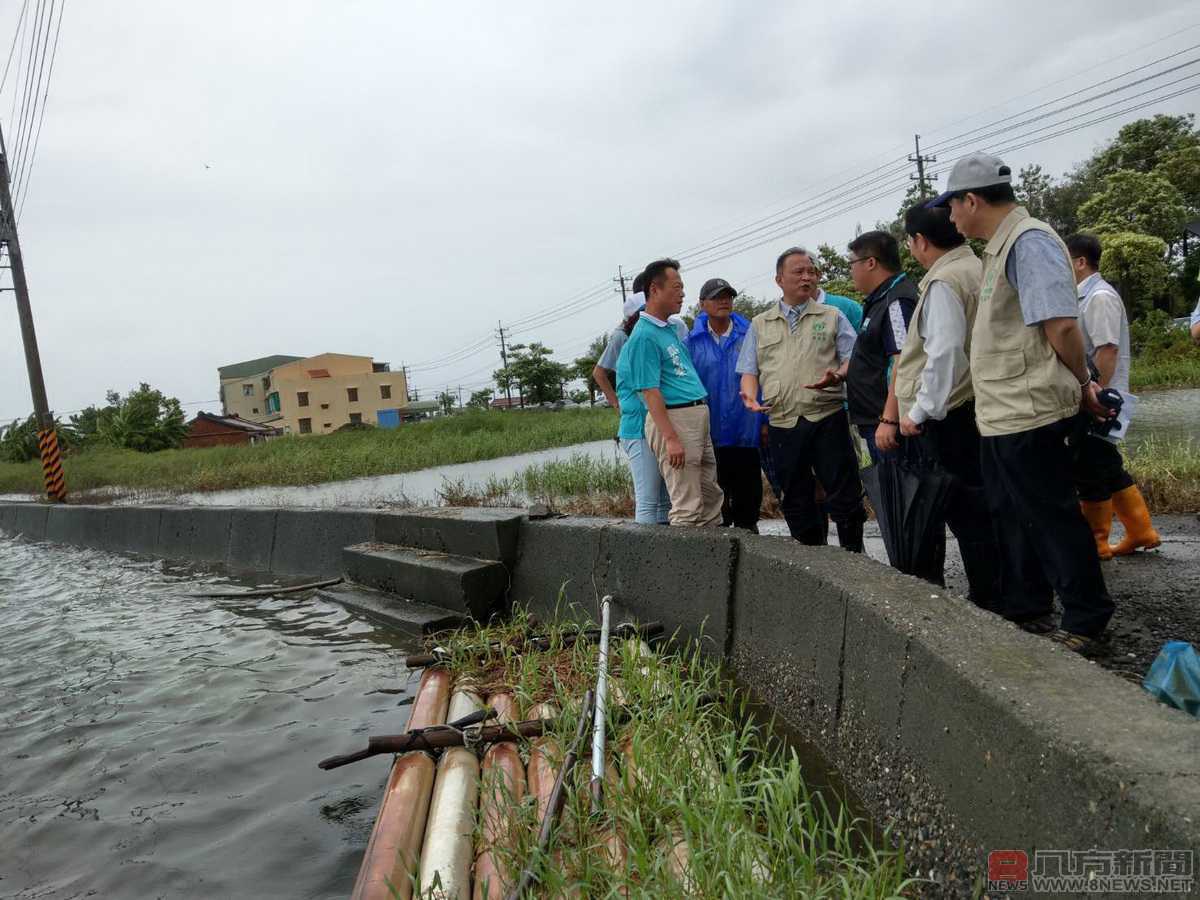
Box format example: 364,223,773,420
848,257,876,267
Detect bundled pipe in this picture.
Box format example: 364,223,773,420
418,682,485,900
505,690,595,900
474,693,525,900
351,667,451,900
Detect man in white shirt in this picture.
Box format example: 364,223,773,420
892,204,999,609
1066,233,1160,558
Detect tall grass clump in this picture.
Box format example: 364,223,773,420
0,408,617,496
1125,436,1200,514
417,610,916,898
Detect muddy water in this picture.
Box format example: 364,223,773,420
0,534,420,899
1127,386,1200,446
126,439,625,509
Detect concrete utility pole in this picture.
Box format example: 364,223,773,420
908,134,937,201
0,123,65,501
612,265,628,301
495,320,513,406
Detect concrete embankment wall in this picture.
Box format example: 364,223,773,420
3,502,1198,895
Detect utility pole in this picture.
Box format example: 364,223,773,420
908,134,937,201
0,123,65,501
495,320,513,406
612,265,628,302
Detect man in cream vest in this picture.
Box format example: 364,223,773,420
736,247,866,551
933,152,1115,653
877,203,999,611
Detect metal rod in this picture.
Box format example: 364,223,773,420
590,595,611,815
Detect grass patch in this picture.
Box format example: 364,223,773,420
1125,436,1200,514
1130,354,1200,392
424,610,915,898
0,408,617,497
442,437,1199,519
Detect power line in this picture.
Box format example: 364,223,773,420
15,0,63,218
0,0,30,97
9,0,48,190
401,37,1200,388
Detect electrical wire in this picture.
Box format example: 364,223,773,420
15,0,63,218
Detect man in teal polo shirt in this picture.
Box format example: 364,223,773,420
618,258,724,526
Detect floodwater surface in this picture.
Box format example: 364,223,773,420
0,535,420,899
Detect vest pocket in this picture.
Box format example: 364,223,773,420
974,349,1033,421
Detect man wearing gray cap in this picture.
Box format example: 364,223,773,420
933,151,1114,652
686,277,764,531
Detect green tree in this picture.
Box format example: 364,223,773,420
436,390,456,415
99,383,188,452
1078,170,1188,244
494,342,569,405
1154,144,1200,213
1090,114,1198,180
732,293,773,319
466,388,493,410
0,414,77,463
816,244,850,281
1015,163,1054,220
1097,232,1169,319
570,334,609,405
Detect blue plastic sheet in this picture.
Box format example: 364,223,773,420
1142,641,1200,719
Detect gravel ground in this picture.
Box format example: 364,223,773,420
759,514,1200,682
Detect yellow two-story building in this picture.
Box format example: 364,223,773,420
218,353,409,435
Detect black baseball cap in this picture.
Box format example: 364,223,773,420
699,278,736,301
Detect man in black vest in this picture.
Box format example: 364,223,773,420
844,230,919,462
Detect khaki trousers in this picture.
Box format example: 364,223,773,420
644,404,724,527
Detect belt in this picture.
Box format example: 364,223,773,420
665,399,706,410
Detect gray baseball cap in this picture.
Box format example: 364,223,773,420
928,151,1012,207
699,277,736,301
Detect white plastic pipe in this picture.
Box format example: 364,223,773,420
590,595,612,812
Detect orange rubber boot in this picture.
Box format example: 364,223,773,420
1079,500,1114,561
1110,485,1161,556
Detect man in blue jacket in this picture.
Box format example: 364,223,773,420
687,278,763,531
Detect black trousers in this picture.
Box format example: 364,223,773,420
980,417,1114,637
1073,434,1135,502
768,410,865,551
714,445,762,531
907,403,1001,610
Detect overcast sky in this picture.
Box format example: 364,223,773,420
0,0,1196,420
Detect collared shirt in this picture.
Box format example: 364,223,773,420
707,320,732,345
1006,230,1079,325
1077,271,1131,395
908,282,968,425
619,313,707,407
596,326,627,370
734,301,857,375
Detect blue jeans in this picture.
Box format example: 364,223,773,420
620,437,671,524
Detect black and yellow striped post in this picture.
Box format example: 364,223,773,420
37,427,67,502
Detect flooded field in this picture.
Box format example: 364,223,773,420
0,535,420,899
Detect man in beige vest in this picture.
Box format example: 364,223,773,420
737,247,865,551
873,203,999,610
933,152,1114,653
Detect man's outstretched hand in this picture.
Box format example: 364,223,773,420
804,368,842,390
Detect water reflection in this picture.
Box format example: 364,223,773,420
0,534,419,899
